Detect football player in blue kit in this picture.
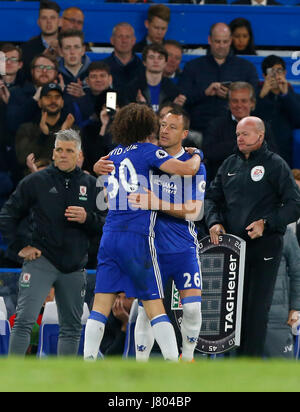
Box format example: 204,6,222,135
128,108,206,362
83,103,202,361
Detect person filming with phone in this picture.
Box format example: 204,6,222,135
255,55,300,168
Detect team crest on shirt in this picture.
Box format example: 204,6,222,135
79,186,87,201
251,166,265,182
156,149,169,159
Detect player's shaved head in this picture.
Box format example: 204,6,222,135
111,103,159,146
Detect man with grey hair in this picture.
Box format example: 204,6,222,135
203,81,276,182
102,22,144,92
205,116,300,357
0,129,104,357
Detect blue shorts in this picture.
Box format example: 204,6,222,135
159,248,202,291
95,231,164,301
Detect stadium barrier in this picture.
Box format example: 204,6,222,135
0,2,300,47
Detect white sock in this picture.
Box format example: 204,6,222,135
135,305,154,362
84,311,107,360
180,297,202,361
151,314,179,362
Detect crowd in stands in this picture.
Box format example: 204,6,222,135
1,0,300,358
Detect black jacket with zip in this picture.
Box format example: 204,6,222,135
0,164,105,273
205,142,300,241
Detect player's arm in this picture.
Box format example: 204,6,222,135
128,188,203,221
159,150,202,177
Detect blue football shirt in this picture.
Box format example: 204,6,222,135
152,148,207,254
102,142,172,236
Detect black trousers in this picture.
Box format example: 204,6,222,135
237,233,283,358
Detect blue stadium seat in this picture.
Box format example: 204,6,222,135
37,301,90,357
0,297,10,356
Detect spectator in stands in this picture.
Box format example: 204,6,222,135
202,81,277,182
78,62,126,174
58,29,91,98
71,61,115,128
232,0,281,5
264,226,300,359
179,22,259,134
21,0,61,79
229,18,257,55
6,54,59,135
133,5,171,53
14,83,75,176
0,44,25,89
254,55,300,168
163,40,183,85
124,43,185,112
60,7,85,32
102,23,145,94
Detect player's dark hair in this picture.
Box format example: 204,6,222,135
111,103,159,146
167,107,190,131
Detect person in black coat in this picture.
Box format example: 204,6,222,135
205,116,300,358
102,23,145,95
21,1,61,79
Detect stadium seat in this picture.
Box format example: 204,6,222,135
37,302,90,357
0,298,10,356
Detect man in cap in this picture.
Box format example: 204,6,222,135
15,83,75,176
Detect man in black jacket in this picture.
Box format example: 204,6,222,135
205,116,300,357
0,129,104,356
21,1,61,79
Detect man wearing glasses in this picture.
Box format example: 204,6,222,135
6,55,59,136
0,44,24,90
255,55,300,168
60,7,84,32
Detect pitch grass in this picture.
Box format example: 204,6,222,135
0,357,299,392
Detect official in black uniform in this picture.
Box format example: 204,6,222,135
205,116,300,357
0,129,104,356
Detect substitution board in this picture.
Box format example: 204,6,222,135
171,234,246,355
